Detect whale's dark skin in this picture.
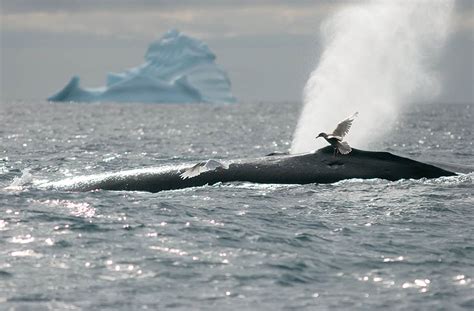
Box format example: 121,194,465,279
46,146,456,193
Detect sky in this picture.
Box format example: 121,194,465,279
1,0,473,103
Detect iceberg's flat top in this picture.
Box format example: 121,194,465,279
48,29,236,104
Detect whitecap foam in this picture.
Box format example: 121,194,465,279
5,168,33,191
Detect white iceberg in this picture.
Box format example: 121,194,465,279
48,29,236,104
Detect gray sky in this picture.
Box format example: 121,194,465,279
1,0,473,103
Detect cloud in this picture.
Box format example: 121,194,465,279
1,0,337,13
455,8,474,32
1,0,336,39
2,0,471,41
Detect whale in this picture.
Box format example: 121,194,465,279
43,146,456,193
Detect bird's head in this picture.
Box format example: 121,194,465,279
316,132,327,139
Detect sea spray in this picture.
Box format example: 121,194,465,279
291,0,454,154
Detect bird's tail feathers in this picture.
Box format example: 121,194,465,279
337,141,352,154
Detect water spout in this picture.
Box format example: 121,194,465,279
291,0,454,154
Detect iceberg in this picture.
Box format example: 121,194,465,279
48,29,236,104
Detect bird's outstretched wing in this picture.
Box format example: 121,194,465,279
180,159,229,179
331,112,358,138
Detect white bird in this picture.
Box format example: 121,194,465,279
316,112,358,155
180,159,229,179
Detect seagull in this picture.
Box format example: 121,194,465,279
180,159,229,179
316,112,358,156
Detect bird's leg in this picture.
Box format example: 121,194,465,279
333,148,337,158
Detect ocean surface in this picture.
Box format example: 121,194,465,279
0,100,472,310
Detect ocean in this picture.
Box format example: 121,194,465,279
0,100,472,310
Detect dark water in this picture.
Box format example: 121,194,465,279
0,101,473,310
